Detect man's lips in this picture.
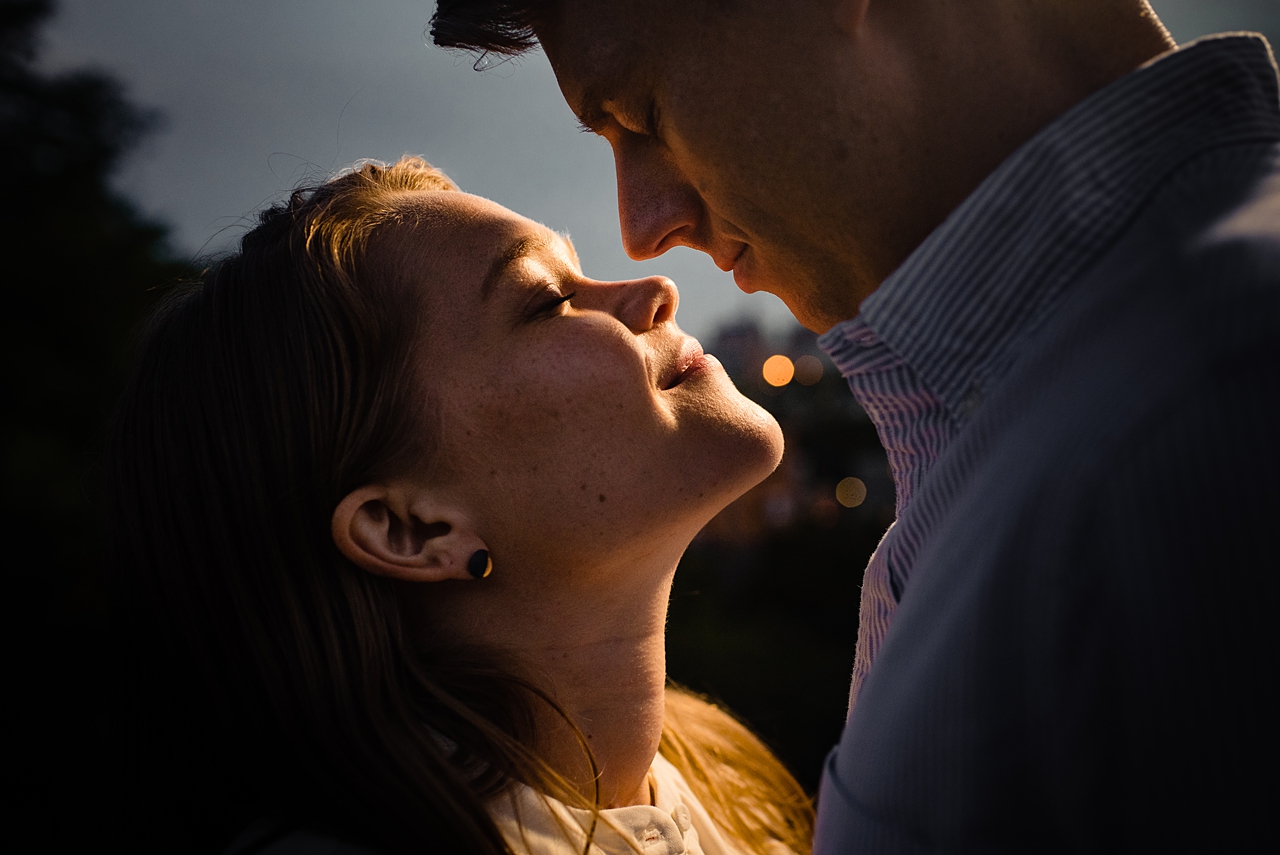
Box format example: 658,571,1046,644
663,340,712,389
715,244,748,272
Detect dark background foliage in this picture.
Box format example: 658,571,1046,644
1,0,190,845
0,1,884,848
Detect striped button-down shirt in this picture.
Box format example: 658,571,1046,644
818,33,1280,710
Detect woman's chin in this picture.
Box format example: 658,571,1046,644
689,403,785,513
738,395,786,471
744,408,786,483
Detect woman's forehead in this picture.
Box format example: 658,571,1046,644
390,191,528,271
398,189,525,230
385,192,579,310
395,191,577,273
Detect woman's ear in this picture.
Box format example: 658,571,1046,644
332,485,488,583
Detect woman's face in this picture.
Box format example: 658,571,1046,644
393,191,783,575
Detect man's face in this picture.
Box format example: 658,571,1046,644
540,0,896,332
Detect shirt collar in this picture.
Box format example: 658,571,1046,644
487,755,716,855
820,34,1280,423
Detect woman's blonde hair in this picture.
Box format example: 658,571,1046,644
662,687,814,853
106,156,812,855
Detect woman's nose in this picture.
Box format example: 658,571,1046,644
612,275,679,333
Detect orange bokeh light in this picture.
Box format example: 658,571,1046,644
762,354,795,387
836,477,867,508
794,354,824,385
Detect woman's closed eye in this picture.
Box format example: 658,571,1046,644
528,289,576,319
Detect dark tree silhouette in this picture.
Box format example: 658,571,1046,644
0,1,188,847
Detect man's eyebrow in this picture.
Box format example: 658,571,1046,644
480,233,554,300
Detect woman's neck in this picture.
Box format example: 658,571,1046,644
413,551,681,808
524,598,671,807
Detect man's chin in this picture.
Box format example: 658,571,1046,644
732,255,853,332
731,264,761,296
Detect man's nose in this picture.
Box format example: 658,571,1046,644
613,136,703,261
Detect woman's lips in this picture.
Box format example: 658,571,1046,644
664,341,715,389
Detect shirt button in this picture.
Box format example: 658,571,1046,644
670,803,692,834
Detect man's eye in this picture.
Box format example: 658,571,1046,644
632,104,660,137
618,104,659,138
644,102,660,137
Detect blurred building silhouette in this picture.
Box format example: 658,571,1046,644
696,318,894,551
665,318,893,791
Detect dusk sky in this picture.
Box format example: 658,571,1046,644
38,1,1280,339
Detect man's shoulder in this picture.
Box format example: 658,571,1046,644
918,138,1280,578
1173,141,1280,289
924,140,1280,605
1154,140,1280,293
994,140,1280,456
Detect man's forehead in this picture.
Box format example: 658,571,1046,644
539,1,670,105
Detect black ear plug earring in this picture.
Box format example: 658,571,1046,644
467,549,492,579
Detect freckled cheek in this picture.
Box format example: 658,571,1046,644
466,366,665,535
461,351,658,481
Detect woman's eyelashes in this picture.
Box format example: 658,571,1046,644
527,288,576,320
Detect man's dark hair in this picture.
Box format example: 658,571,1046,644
430,0,550,55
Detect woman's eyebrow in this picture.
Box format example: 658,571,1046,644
480,233,553,301
559,232,580,269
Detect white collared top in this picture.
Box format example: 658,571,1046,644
489,753,785,855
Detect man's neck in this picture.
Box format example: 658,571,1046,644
850,0,1177,292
